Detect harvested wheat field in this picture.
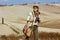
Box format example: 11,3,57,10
0,4,60,40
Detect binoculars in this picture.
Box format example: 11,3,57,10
35,16,40,23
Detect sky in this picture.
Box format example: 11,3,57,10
0,0,60,5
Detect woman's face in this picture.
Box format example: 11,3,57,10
33,7,39,12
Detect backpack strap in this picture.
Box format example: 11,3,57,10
32,12,34,17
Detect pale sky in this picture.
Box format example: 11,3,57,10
0,0,60,5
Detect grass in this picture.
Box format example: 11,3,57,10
0,32,60,40
38,32,60,40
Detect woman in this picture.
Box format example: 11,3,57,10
24,5,40,40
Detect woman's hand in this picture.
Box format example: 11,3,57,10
30,19,34,22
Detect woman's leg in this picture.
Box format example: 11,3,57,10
33,25,38,40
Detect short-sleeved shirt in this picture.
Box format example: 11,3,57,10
27,12,40,27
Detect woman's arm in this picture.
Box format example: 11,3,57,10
27,12,34,23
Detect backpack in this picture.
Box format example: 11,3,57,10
23,25,32,37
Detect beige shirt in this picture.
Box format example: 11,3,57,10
27,12,40,27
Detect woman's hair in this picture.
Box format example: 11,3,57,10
33,5,39,9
